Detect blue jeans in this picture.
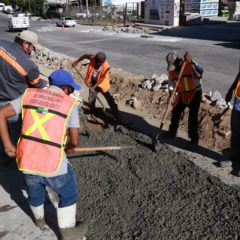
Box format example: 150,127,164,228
24,164,78,208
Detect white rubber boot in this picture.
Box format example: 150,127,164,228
57,204,88,240
30,204,49,231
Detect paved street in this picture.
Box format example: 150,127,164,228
1,14,240,95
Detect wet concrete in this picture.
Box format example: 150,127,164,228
70,127,240,240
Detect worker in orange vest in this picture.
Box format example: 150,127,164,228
218,72,240,175
164,51,203,146
0,70,88,239
72,51,121,122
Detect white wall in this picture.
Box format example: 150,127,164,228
144,0,180,26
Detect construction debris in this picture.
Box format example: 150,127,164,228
102,25,154,34
126,96,142,110
141,74,168,91
210,90,228,109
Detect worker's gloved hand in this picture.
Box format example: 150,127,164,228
72,60,79,68
65,148,76,155
184,51,192,63
5,144,16,158
225,91,232,103
90,86,97,94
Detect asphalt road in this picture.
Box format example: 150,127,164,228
1,13,240,96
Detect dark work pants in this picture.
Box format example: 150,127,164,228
0,101,22,163
169,90,202,142
88,87,119,119
230,108,240,163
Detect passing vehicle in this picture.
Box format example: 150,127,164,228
56,17,76,27
3,5,13,14
75,11,92,19
0,3,5,12
8,13,30,32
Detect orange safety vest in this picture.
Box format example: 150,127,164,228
169,62,196,105
16,88,77,175
85,56,110,93
235,81,240,99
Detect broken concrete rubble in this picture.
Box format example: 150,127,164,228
210,91,228,109
141,74,168,91
102,25,154,34
126,96,142,110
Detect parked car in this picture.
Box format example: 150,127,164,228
0,3,5,12
56,17,76,27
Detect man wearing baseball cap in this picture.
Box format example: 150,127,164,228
0,69,88,239
164,51,203,146
0,30,46,165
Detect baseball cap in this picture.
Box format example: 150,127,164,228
166,51,180,71
17,30,42,50
49,70,81,91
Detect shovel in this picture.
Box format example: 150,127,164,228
151,61,187,152
67,145,133,157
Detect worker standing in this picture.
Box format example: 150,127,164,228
0,70,88,239
72,51,121,122
164,51,203,145
218,72,240,174
0,30,46,164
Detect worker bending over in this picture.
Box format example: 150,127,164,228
72,51,121,122
0,70,87,240
165,51,203,145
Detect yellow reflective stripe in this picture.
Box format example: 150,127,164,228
24,110,54,141
183,77,189,91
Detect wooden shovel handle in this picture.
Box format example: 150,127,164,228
160,61,187,128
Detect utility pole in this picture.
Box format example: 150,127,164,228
86,0,89,17
28,0,31,12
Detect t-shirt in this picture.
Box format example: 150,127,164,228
10,85,80,177
234,97,240,111
0,39,45,101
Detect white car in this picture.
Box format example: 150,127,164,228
56,17,76,27
76,11,91,19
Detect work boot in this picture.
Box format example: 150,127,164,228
30,204,49,231
57,204,88,240
217,160,232,168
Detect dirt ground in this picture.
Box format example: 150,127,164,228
108,68,231,151
71,127,240,240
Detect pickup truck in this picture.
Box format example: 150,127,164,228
8,13,30,32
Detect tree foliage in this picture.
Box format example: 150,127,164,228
1,0,46,15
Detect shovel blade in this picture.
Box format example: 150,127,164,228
151,133,161,152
